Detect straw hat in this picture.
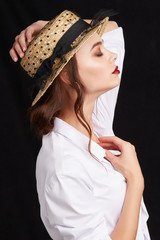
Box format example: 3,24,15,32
20,9,111,106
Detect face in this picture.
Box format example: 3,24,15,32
75,33,120,97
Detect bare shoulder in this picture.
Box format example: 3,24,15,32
104,21,118,33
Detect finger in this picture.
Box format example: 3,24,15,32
99,142,118,147
15,35,20,41
9,48,18,62
26,29,34,45
104,149,117,162
98,142,119,150
14,42,24,58
98,136,124,151
98,136,119,142
18,31,28,51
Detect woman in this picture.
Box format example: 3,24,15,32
9,10,150,240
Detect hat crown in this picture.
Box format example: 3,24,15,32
20,10,80,78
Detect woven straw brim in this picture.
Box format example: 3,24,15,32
31,17,109,106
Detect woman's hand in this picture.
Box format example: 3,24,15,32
9,20,48,62
98,136,144,187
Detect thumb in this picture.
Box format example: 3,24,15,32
105,150,116,163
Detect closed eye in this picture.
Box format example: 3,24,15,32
97,51,103,56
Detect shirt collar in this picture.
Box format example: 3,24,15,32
53,117,106,162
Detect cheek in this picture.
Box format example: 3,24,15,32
77,57,109,87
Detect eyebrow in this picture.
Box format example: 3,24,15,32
90,39,104,51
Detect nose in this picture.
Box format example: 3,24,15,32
106,49,117,62
111,51,117,62
104,48,118,63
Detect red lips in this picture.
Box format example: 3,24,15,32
112,66,120,74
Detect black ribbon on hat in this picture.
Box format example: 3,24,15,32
32,9,118,101
32,19,90,99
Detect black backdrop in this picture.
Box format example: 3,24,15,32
1,0,160,239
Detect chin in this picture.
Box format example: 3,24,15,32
101,80,120,95
111,75,120,87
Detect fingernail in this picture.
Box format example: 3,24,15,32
20,53,24,58
23,47,26,51
14,57,17,62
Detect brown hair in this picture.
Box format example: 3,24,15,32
28,55,93,154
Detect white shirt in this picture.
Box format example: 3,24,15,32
36,27,151,240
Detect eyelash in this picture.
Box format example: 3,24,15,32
97,51,103,57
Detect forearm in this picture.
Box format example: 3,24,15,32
110,180,144,240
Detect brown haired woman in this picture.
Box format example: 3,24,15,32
10,10,150,240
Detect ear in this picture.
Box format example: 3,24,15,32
59,67,71,85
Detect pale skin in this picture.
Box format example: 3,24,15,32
9,19,144,240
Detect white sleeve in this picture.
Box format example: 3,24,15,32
141,197,151,240
43,160,112,240
92,27,125,137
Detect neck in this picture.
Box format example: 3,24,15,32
57,94,99,143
